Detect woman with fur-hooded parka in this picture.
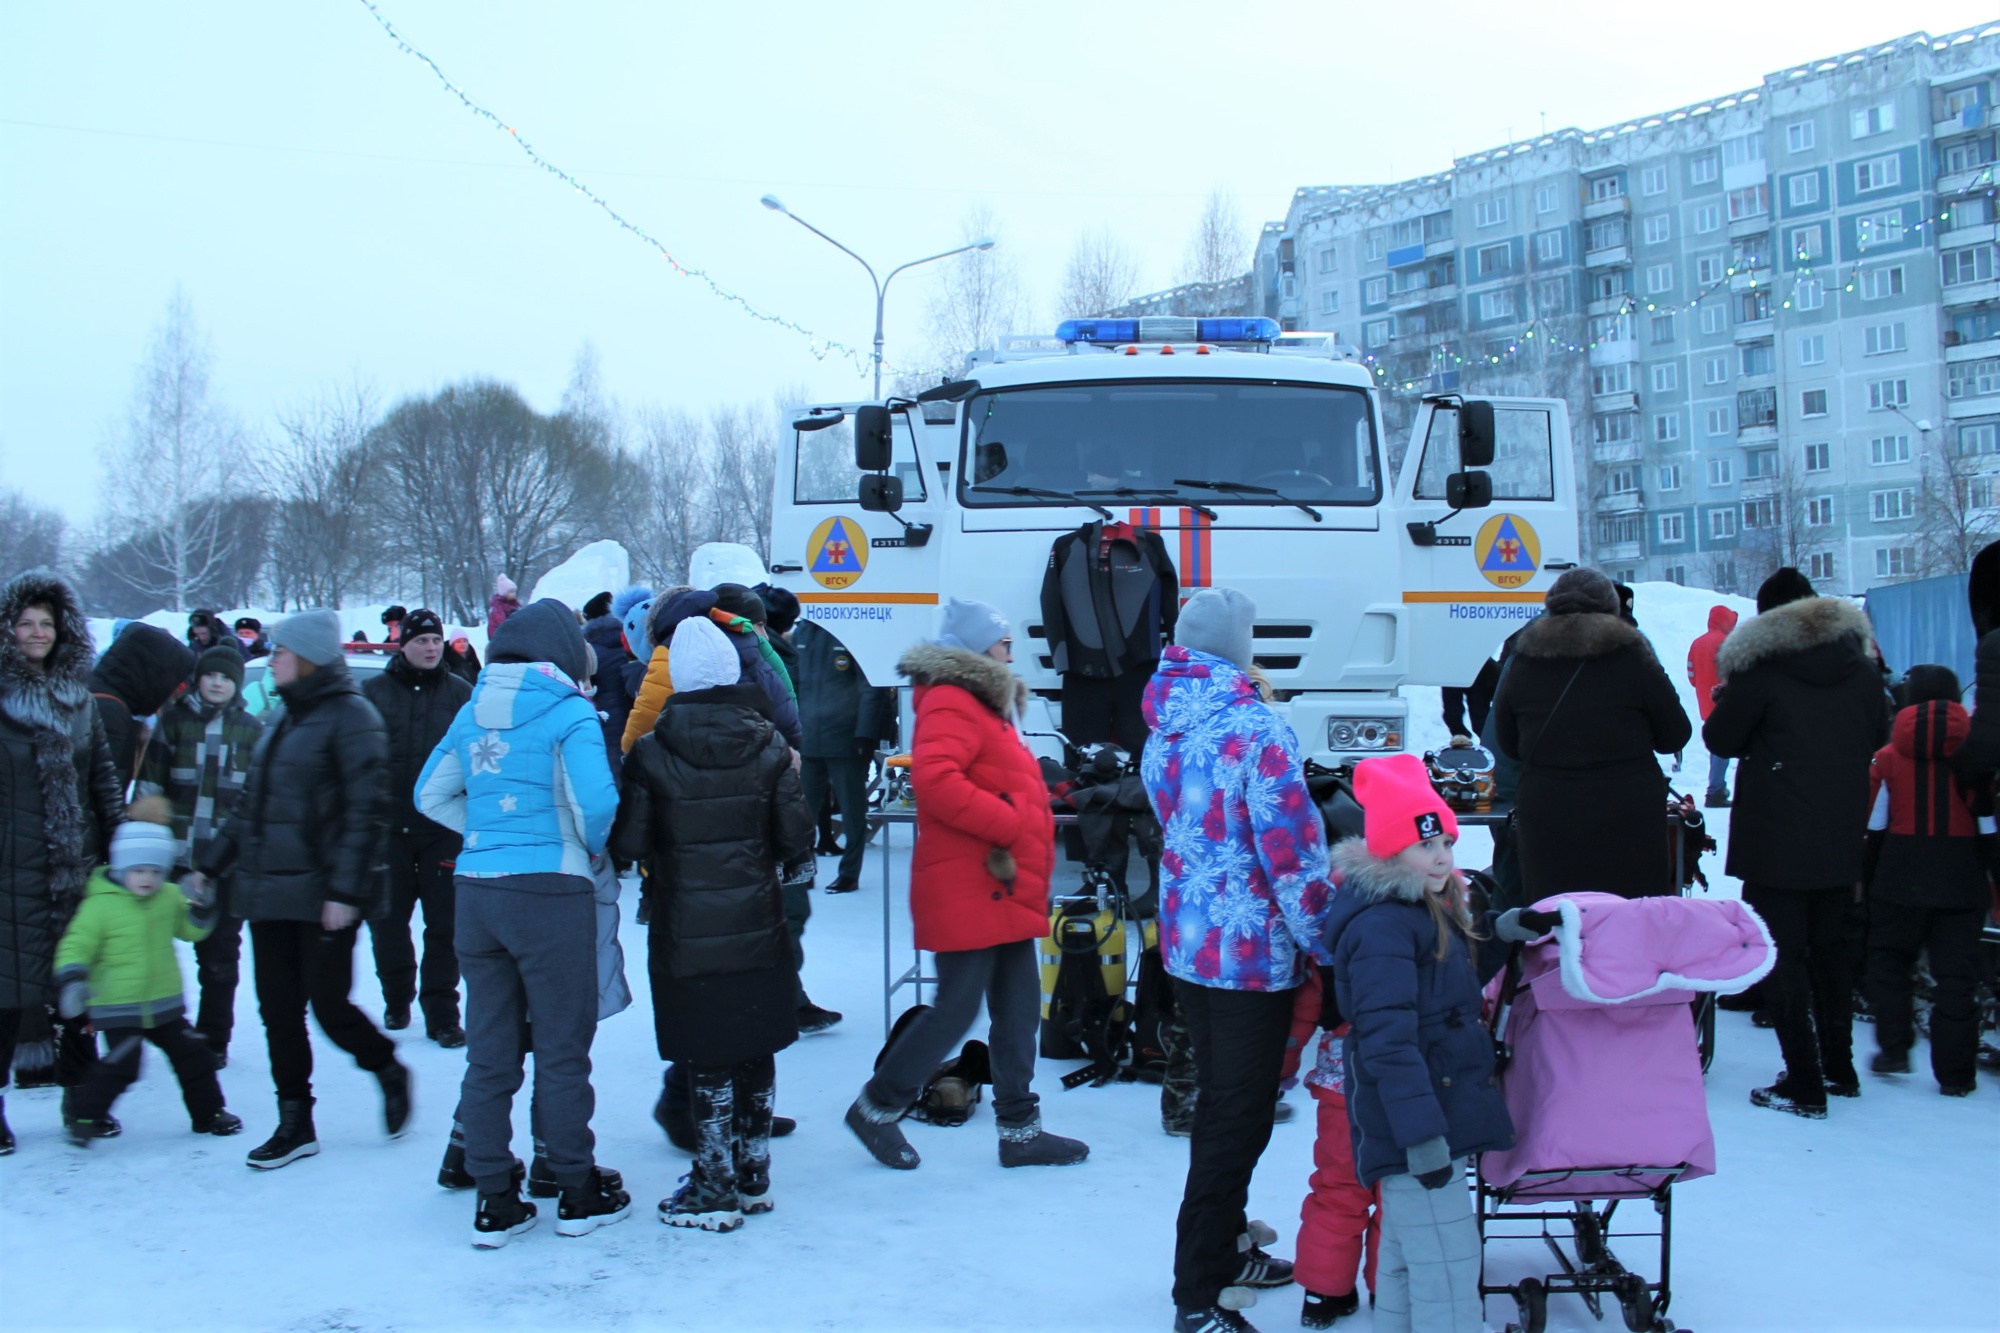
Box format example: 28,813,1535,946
1492,593,1692,899
0,572,125,1075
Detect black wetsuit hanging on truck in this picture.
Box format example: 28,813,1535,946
1039,519,1179,756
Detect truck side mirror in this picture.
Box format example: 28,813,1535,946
858,473,904,513
1445,471,1493,509
1459,399,1496,469
854,405,893,472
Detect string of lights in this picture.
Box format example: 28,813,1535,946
355,0,871,372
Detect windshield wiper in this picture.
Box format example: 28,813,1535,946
1075,487,1220,521
969,484,1112,520
1173,478,1322,523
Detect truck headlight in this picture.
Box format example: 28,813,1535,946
1328,718,1400,751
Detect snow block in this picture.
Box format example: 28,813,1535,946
531,540,632,614
688,542,769,590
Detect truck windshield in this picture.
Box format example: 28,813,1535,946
959,379,1380,509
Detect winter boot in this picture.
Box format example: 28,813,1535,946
1823,1067,1862,1098
555,1165,632,1237
1298,1290,1359,1328
1235,1223,1294,1287
529,1151,621,1201
61,1089,119,1138
736,1158,773,1215
998,1113,1089,1168
429,1022,467,1050
471,1187,537,1249
1173,1287,1262,1332
1941,1078,1978,1097
657,1168,744,1232
1871,1049,1912,1075
1750,1075,1828,1120
772,1115,796,1138
0,1096,11,1155
1703,789,1730,809
384,1001,412,1031
845,1095,919,1169
653,1086,699,1154
195,1110,244,1137
246,1098,321,1169
438,1122,525,1191
797,1001,843,1035
375,1060,413,1138
65,1118,117,1148
204,1034,229,1070
824,876,861,895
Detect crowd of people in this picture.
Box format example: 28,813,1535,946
0,545,1993,1331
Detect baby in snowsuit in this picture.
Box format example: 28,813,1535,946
1289,970,1383,1326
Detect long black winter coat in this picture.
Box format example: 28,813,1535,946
582,613,634,755
1492,612,1692,898
792,620,892,760
0,572,125,1010
362,652,470,846
1704,597,1889,890
612,682,814,1066
89,624,196,784
201,663,390,922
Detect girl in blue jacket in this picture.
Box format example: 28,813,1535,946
1323,753,1529,1333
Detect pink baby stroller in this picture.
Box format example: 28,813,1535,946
1479,892,1774,1333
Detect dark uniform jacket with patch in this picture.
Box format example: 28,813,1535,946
792,620,892,760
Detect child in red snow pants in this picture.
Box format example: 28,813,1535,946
1287,973,1381,1324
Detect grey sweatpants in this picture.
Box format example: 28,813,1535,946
1374,1162,1483,1333
865,939,1040,1125
455,875,600,1195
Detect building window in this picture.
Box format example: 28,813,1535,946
1534,230,1565,262
1871,489,1915,521
1590,312,1632,344
1745,448,1779,479
1652,362,1679,392
1862,322,1906,356
1590,175,1625,202
1315,245,1337,274
1797,278,1825,310
1474,197,1509,228
1960,475,1999,511
1961,422,2000,455
1942,246,1996,286
1607,467,1641,494
1868,379,1909,411
1876,547,1917,578
1659,513,1687,543
1535,185,1559,215
1364,319,1390,346
1659,464,1683,491
1721,132,1763,168
1320,289,1341,314
1693,203,1721,234
1854,155,1902,193
1705,355,1729,385
1537,276,1569,313
1700,305,1726,335
1664,565,1687,586
1869,434,1911,465
1707,456,1734,485
1641,166,1668,196
1364,276,1389,304
1696,255,1724,285
1643,214,1672,245
1593,411,1637,445
1366,233,1384,262
1948,357,2000,399
1807,551,1836,580
1601,515,1645,546
1860,266,1905,300
1787,121,1815,153
1789,225,1824,262
1690,153,1719,185
1478,243,1511,277
1727,185,1769,222
1739,386,1778,426
1654,412,1681,442
1799,334,1825,366
1705,407,1734,438
1741,344,1776,377
1592,364,1632,395
1788,173,1821,208
1942,138,1994,174
1805,442,1831,472
1801,388,1828,417
1710,507,1738,540
1393,218,1423,249
1808,495,1836,526
1478,290,1516,321
1851,102,1897,139
1645,263,1673,294
1856,211,1906,250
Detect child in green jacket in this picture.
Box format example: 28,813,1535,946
55,804,243,1147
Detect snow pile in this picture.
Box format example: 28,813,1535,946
529,540,631,613
688,541,768,589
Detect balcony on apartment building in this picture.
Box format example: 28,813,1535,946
1737,422,1780,446
1944,278,2000,309
1589,337,1638,366
1727,214,1770,242
1584,244,1631,269
1729,268,1774,292
1939,165,1998,198
1389,281,1459,312
1591,390,1639,414
1583,194,1631,221
1592,490,1646,515
1946,329,2000,362
1591,438,1643,465
1596,540,1644,565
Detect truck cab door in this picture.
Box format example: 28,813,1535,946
1393,396,1578,687
767,404,943,685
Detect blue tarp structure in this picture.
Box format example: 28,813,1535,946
1865,572,1976,702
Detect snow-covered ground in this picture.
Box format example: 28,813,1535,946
9,582,1995,1331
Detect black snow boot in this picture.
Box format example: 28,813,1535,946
60,1089,119,1138
65,1117,118,1148
194,1110,244,1137
997,1113,1088,1168
555,1165,632,1237
1871,1049,1912,1075
375,1060,413,1138
1750,1075,1827,1120
247,1098,320,1169
797,1001,843,1035
1299,1289,1360,1328
471,1188,537,1249
845,1095,919,1169
530,1149,621,1201
657,1168,744,1232
653,1085,699,1153
438,1122,528,1192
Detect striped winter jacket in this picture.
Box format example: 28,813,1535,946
135,695,264,872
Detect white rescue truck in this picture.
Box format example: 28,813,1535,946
767,316,1579,765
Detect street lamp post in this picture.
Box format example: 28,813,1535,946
761,195,993,399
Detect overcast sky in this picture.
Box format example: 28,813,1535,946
4,1,1994,527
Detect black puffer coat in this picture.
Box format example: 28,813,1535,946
1492,611,1691,898
361,651,470,844
1953,539,2000,786
0,572,125,1009
1704,597,1889,889
201,662,390,922
612,681,814,1066
89,624,196,783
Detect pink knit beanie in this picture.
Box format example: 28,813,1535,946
1353,753,1459,858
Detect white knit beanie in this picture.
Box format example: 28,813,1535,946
110,821,177,877
669,617,741,694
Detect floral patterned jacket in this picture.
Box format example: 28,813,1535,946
1140,646,1337,991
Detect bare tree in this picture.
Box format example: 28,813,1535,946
105,291,247,609
708,402,777,566
1914,428,2000,578
0,489,67,579
1056,229,1141,319
1179,188,1248,303
918,204,1028,378
264,382,382,610
626,406,716,591
1738,452,1816,588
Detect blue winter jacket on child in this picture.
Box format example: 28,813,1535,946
416,661,618,883
1325,838,1514,1188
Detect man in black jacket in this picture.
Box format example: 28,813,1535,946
362,610,473,1046
1704,569,1889,1119
193,609,406,1169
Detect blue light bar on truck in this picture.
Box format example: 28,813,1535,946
1055,317,1283,345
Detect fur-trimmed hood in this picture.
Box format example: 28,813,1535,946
0,569,95,733
1330,836,1431,904
1715,595,1873,680
1512,611,1653,662
898,641,1026,718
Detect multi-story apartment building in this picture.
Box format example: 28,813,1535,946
1245,24,2000,594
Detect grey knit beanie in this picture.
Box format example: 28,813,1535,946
269,609,344,667
937,597,1010,654
1176,587,1256,671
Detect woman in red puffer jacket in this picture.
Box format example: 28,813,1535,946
845,598,1085,1173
